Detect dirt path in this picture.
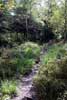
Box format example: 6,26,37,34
11,63,40,100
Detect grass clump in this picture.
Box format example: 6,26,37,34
0,80,16,95
0,80,16,100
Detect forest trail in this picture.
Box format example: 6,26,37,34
11,46,45,100
11,63,40,100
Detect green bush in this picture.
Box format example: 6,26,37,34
34,57,67,100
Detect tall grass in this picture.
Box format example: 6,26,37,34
42,43,66,65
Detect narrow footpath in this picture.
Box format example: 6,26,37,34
12,63,40,100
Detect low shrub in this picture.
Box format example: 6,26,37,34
34,57,67,100
18,42,41,59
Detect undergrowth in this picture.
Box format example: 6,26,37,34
34,42,67,100
0,42,40,98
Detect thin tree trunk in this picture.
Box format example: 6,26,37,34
26,16,28,40
64,0,67,41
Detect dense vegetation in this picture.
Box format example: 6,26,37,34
34,43,67,100
0,42,40,99
0,0,67,100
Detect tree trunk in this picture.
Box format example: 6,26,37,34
64,0,67,41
